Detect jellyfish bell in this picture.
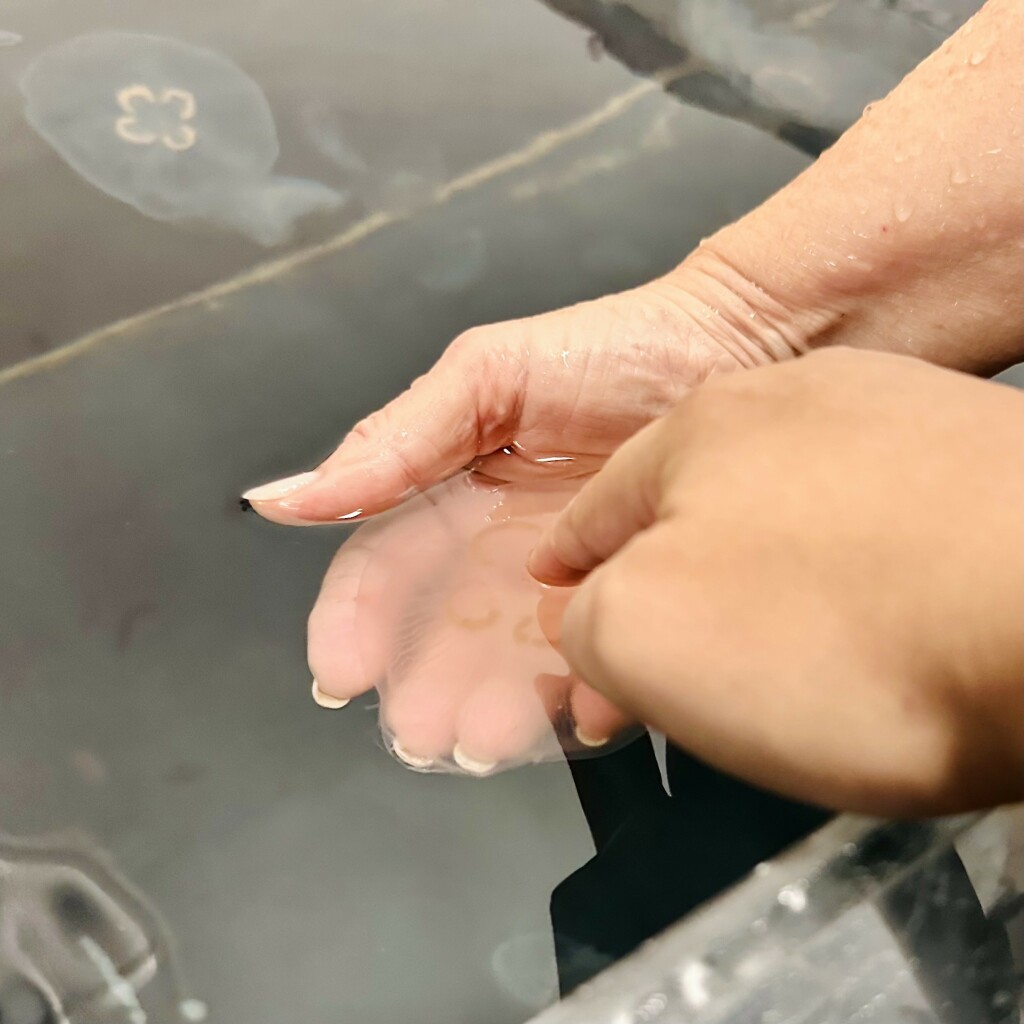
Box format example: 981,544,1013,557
20,32,345,244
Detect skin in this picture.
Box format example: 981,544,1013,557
245,0,1024,804
529,349,1024,817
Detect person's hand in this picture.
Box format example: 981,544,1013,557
306,473,637,774
246,256,819,742
530,348,1024,816
242,252,816,524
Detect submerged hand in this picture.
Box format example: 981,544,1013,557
305,473,636,774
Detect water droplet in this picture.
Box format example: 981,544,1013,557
180,999,209,1022
754,861,773,878
862,102,876,118
824,258,839,271
679,961,713,1009
950,165,970,185
893,150,909,164
969,49,989,66
985,147,1003,156
631,991,669,1022
895,203,914,223
777,882,808,912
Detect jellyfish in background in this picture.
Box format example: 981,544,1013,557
20,33,345,245
0,833,206,1023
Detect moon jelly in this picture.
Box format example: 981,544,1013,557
21,33,345,244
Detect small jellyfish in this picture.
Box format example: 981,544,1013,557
0,833,204,1023
311,472,642,777
20,33,345,245
490,933,559,1010
415,225,488,293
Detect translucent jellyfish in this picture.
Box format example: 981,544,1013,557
0,833,204,1023
299,99,446,211
311,472,643,777
414,226,488,293
490,933,559,1010
20,33,345,245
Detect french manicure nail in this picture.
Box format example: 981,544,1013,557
311,678,349,709
392,740,435,770
575,729,609,749
243,471,320,502
452,744,498,776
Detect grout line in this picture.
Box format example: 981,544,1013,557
0,80,658,390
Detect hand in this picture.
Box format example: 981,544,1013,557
247,255,815,752
308,473,637,774
242,251,812,523
530,348,1024,816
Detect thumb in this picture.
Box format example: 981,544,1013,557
528,417,669,585
243,330,519,524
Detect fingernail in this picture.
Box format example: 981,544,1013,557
311,678,349,709
452,744,498,776
392,740,435,770
243,471,320,502
575,728,609,749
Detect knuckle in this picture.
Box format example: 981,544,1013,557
446,326,487,360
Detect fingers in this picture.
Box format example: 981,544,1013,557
569,681,636,749
528,417,668,585
307,498,451,704
244,328,522,525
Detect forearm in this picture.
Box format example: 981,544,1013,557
693,0,1024,376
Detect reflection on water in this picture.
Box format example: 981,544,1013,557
0,834,205,1024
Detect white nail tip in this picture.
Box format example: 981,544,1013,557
243,471,319,502
311,679,349,709
575,730,610,749
391,740,435,770
452,744,498,776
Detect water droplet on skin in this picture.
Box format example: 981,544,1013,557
985,147,1003,156
777,882,808,912
824,258,839,271
895,203,913,223
862,102,876,118
893,150,909,164
950,165,970,185
968,50,989,66
679,960,713,1009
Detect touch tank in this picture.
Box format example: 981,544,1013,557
1,1,1019,1022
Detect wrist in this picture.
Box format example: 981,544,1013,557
656,234,845,369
